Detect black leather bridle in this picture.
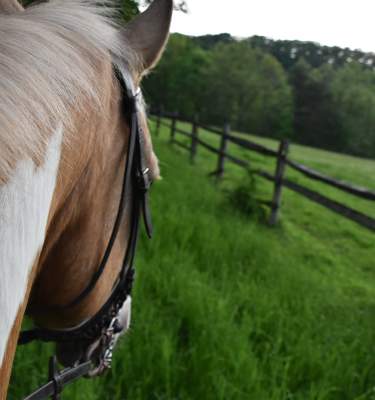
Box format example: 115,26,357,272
17,66,153,400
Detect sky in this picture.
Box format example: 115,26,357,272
169,0,375,53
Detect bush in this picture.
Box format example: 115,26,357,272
226,172,267,222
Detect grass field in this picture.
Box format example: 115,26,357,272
9,121,375,399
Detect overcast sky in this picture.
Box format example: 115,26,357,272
170,0,375,52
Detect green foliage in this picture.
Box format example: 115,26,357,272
145,37,294,141
203,42,293,139
289,58,375,157
146,33,375,158
191,33,234,50
22,0,139,20
10,125,375,399
289,59,342,150
120,0,139,21
145,34,210,117
226,172,267,222
331,63,375,157
247,35,375,71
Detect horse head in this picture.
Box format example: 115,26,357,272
0,0,172,397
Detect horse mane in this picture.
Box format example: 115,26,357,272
0,0,139,182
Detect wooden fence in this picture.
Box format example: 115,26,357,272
150,111,375,232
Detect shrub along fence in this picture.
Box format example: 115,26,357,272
150,111,375,232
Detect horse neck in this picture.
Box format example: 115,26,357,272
28,79,131,329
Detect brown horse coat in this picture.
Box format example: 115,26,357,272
0,1,172,397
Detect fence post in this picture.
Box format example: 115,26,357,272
215,122,230,179
190,115,199,163
269,139,290,226
170,112,178,143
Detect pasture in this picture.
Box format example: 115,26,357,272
9,121,375,399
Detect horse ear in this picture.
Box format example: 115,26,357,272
0,0,23,12
121,0,173,74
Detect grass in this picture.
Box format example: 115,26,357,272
9,121,375,400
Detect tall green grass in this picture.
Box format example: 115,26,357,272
9,122,375,399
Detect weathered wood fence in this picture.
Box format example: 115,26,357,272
150,111,375,232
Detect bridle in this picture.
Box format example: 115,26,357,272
17,66,153,400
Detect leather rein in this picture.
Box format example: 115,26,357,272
17,67,153,400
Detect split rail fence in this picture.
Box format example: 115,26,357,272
150,111,375,232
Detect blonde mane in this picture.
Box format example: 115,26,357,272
0,0,139,182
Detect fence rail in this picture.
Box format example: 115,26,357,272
172,139,191,152
150,112,375,232
227,135,279,158
286,159,375,201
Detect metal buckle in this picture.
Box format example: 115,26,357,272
49,356,63,400
84,321,117,377
84,297,131,377
137,167,151,192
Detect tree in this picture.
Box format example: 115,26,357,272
289,59,343,149
22,0,139,20
143,34,210,117
201,41,293,139
120,0,139,21
247,35,375,72
331,63,375,157
192,34,234,50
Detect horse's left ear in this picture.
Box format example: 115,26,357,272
121,0,173,74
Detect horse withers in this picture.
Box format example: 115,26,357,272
0,0,172,397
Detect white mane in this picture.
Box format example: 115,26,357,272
0,0,138,181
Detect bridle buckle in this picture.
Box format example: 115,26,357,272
49,356,63,400
137,167,152,192
84,296,131,378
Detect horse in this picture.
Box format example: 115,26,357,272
0,0,172,397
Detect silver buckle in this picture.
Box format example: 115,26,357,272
85,297,132,377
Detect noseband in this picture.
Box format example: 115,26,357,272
17,66,153,400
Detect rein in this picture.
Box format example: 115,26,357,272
17,66,153,400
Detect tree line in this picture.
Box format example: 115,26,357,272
144,33,375,159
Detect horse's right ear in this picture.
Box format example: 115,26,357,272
121,0,173,74
0,0,23,12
